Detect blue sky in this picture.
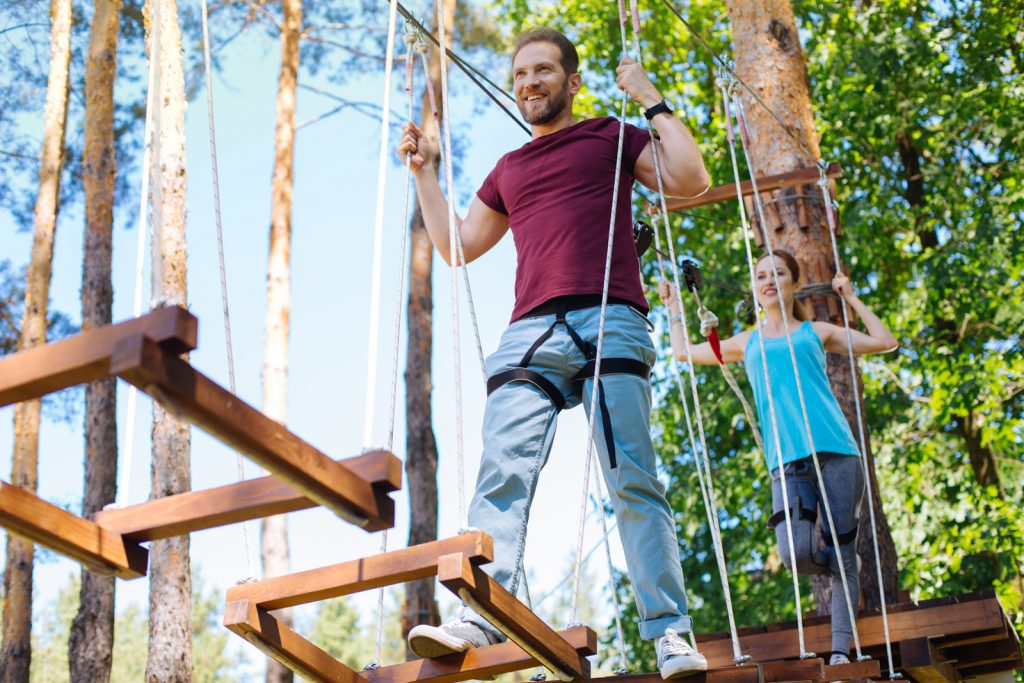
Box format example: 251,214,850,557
0,13,636,673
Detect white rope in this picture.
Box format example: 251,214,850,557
416,45,487,383
718,76,810,658
626,3,744,660
818,171,897,674
198,0,257,581
362,0,401,449
570,0,630,625
433,2,467,529
149,0,164,308
592,473,629,674
116,27,158,508
732,93,862,659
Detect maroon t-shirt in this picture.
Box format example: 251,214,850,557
477,117,651,321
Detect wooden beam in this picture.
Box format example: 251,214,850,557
762,658,823,682
659,163,842,213
900,638,960,683
822,660,881,682
364,627,597,683
438,552,590,683
696,598,1007,668
224,600,363,683
0,481,148,579
94,449,401,541
110,334,391,529
226,532,493,611
944,637,1022,669
0,305,196,407
592,667,761,683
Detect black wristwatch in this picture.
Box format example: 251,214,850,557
643,98,673,121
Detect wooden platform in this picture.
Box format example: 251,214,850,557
0,307,401,578
695,591,1022,681
654,163,841,213
224,531,598,683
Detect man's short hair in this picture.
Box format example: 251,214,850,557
512,27,579,75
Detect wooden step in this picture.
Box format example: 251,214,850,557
438,551,591,682
226,532,493,611
0,305,196,407
95,449,401,541
0,481,148,579
364,626,597,683
110,334,395,529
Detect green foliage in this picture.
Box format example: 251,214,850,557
305,590,405,675
492,0,1023,667
25,569,241,682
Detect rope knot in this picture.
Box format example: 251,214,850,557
697,305,719,337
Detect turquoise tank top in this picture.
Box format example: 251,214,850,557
743,321,859,471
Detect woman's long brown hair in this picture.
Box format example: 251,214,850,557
756,250,813,322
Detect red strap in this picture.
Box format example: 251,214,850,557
708,327,724,365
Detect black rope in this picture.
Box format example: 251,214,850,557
659,0,822,167
388,1,530,136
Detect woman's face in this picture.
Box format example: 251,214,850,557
754,256,797,309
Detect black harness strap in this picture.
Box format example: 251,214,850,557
768,505,818,529
822,525,859,547
484,304,651,469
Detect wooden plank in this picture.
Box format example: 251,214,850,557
932,628,1008,649
226,532,493,611
0,481,148,579
593,667,761,683
437,552,590,683
224,600,363,683
110,334,390,529
0,305,197,407
945,638,1021,669
823,660,881,682
95,449,401,541
762,658,824,682
697,598,1006,668
901,638,960,683
660,163,842,213
364,626,597,683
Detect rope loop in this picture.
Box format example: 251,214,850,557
697,305,719,337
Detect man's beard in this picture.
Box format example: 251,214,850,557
517,80,570,125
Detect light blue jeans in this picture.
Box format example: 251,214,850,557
463,303,693,640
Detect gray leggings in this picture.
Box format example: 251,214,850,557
770,453,864,655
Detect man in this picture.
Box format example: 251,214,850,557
398,27,711,678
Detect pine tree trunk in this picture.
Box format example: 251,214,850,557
724,0,900,612
261,0,301,679
401,0,454,658
68,0,121,680
0,0,72,679
143,0,191,680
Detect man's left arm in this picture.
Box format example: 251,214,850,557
616,58,710,198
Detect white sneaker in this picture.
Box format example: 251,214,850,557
656,629,709,679
829,653,851,665
407,619,499,658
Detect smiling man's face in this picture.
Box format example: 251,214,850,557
512,41,576,125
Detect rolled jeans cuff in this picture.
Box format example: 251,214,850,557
640,614,693,640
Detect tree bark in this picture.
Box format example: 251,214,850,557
144,0,192,680
261,0,301,679
401,0,455,659
0,0,72,679
68,0,121,680
724,0,900,612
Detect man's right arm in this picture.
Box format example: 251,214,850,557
399,122,510,265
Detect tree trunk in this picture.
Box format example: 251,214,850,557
400,0,454,659
0,0,72,679
144,0,192,680
724,0,900,612
68,0,121,680
261,0,301,679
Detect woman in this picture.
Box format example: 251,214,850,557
659,250,898,664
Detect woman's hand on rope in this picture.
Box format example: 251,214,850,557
615,58,662,109
397,121,434,173
831,273,857,302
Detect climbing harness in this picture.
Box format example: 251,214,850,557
485,296,652,471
